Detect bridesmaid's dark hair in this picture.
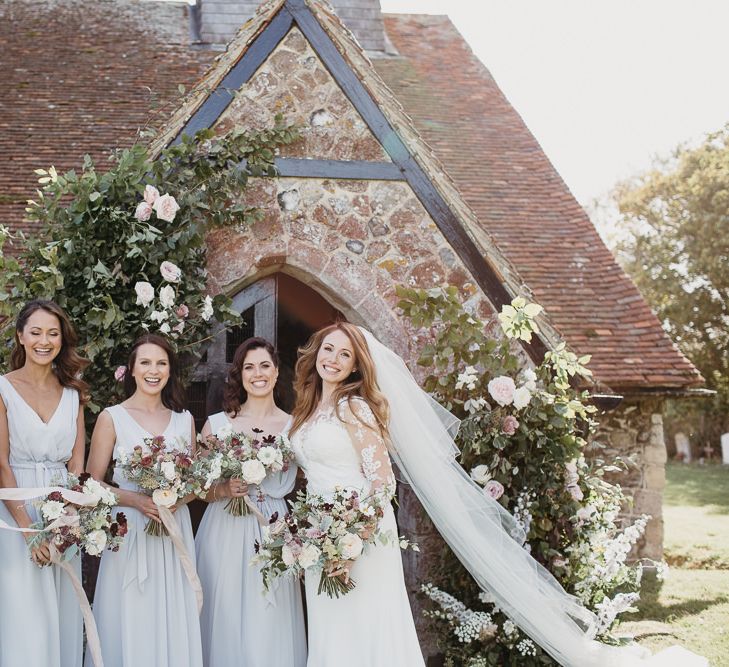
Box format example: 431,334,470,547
11,299,90,404
123,334,186,412
223,337,279,417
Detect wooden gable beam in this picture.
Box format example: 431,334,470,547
284,0,548,362
170,0,548,362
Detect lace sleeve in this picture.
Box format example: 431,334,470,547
339,397,396,502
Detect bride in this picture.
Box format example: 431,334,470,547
289,322,425,666
290,322,707,667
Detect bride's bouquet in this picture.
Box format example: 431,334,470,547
117,435,196,536
197,425,295,517
28,473,128,559
253,487,418,598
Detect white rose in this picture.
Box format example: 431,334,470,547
159,260,182,283
143,185,160,205
134,201,152,222
513,386,532,410
153,194,180,222
240,460,266,485
201,295,214,322
523,368,538,391
85,529,108,556
134,281,155,308
152,488,177,508
297,543,321,569
159,285,176,309
160,460,177,482
216,423,234,439
41,500,66,521
469,464,491,486
487,376,516,406
338,532,363,560
257,446,278,467
150,310,168,323
282,544,297,566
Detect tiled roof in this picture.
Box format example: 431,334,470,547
0,1,701,390
375,14,702,391
0,0,210,236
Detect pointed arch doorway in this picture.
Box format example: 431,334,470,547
189,272,343,427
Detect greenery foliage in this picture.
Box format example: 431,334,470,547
607,125,729,449
398,285,655,666
0,116,299,414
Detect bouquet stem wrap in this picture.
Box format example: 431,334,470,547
156,504,203,613
0,486,105,667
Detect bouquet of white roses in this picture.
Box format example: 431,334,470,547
197,425,295,517
28,473,127,559
253,487,417,598
117,435,195,536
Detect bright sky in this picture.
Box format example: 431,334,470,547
380,0,729,206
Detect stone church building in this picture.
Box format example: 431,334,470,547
0,0,703,623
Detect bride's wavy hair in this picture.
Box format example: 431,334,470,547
10,299,90,404
290,322,389,438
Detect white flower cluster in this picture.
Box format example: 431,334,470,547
456,366,479,391
593,592,640,636
516,638,538,657
512,490,535,544
421,584,497,644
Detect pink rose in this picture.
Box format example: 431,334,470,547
160,260,182,283
134,201,152,221
487,376,516,406
484,479,504,500
175,304,189,319
143,185,160,205
172,321,185,336
114,365,126,382
501,415,519,435
153,193,180,222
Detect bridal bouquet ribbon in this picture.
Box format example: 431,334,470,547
196,425,295,523
0,474,129,667
253,487,418,598
117,435,203,613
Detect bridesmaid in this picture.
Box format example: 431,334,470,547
195,337,306,667
0,299,87,667
85,334,202,667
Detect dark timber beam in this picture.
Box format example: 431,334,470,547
275,158,403,180
284,0,549,362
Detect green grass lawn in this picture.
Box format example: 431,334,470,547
619,462,729,666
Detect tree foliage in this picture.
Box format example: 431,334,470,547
610,125,729,444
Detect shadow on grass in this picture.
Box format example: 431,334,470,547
633,573,729,623
664,463,729,512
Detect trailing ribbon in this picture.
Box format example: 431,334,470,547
0,486,105,667
157,504,204,613
243,495,267,526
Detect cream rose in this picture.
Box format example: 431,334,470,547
85,529,108,556
469,464,491,486
240,460,266,485
159,285,176,309
144,185,160,205
160,460,177,482
297,543,321,569
159,260,182,283
152,488,177,508
134,201,152,222
134,281,154,308
282,544,297,566
338,532,364,560
153,194,180,222
487,376,516,406
513,386,532,410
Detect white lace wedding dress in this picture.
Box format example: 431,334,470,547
290,397,424,667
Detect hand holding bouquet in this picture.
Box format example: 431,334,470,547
117,435,195,536
197,425,295,517
28,473,127,561
253,487,418,598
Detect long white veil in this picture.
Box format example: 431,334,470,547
358,327,707,667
